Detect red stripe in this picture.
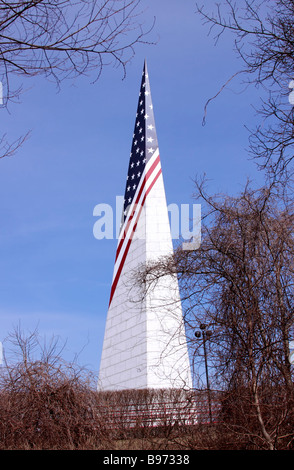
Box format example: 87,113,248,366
109,167,162,307
115,155,161,262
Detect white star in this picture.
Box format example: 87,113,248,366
133,184,137,190
131,162,134,168
148,147,154,154
127,185,131,192
131,174,135,180
148,124,154,130
136,160,140,166
147,137,153,143
144,113,149,119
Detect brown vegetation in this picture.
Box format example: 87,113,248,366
0,328,220,450
0,326,293,450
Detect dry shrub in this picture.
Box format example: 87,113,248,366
0,328,224,451
3,327,282,450
0,327,110,449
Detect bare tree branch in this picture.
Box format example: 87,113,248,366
0,0,155,158
196,0,294,184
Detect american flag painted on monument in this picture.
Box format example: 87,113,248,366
108,60,162,306
99,60,193,391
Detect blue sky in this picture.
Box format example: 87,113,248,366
0,0,265,373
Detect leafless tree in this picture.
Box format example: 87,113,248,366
0,0,153,158
137,180,294,449
197,0,294,184
0,326,112,449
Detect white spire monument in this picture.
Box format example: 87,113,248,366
98,61,192,391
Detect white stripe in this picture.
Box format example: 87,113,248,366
112,161,161,283
111,151,161,283
118,148,160,242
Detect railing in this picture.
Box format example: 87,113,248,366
96,391,222,429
